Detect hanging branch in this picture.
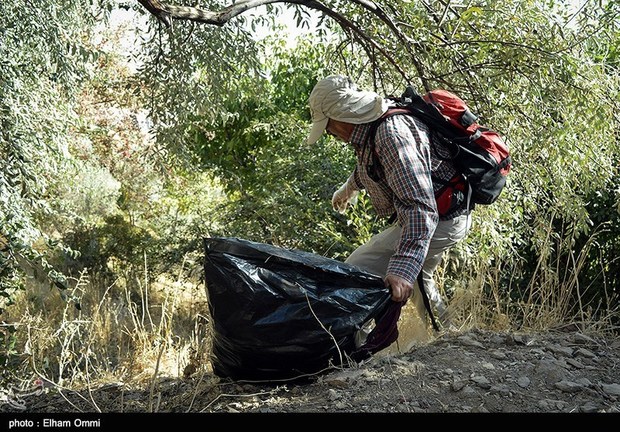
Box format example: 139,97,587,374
346,0,429,90
136,0,286,27
136,0,426,85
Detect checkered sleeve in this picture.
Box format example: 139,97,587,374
375,115,439,283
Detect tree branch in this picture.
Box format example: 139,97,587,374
135,0,427,85
137,0,291,27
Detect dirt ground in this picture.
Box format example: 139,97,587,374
2,326,620,422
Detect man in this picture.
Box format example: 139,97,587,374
306,74,471,336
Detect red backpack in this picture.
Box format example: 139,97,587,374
366,87,512,215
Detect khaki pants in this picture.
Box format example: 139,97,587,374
346,213,471,348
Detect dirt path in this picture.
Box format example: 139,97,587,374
2,328,619,419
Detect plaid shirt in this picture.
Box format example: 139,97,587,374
344,113,466,283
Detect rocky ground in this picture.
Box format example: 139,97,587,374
2,327,620,422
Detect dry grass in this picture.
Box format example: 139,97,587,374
3,219,619,398
439,218,620,337
3,262,212,402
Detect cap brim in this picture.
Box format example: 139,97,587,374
305,118,329,145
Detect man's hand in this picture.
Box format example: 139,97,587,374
385,274,414,303
332,182,359,213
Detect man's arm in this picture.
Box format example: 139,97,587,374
375,115,439,299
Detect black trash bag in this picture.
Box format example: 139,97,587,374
203,237,402,381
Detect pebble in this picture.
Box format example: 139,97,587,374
327,389,341,400
575,347,596,358
490,350,508,360
458,336,485,349
517,376,531,388
471,375,492,389
548,345,574,357
573,333,597,345
566,358,584,369
580,401,600,413
554,380,583,393
602,383,620,397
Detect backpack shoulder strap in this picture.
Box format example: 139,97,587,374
365,107,413,148
362,107,415,182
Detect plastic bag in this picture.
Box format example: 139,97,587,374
203,237,401,381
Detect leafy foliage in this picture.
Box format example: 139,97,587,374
0,0,119,382
0,0,116,303
167,37,373,257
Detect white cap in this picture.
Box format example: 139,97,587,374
306,75,389,145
